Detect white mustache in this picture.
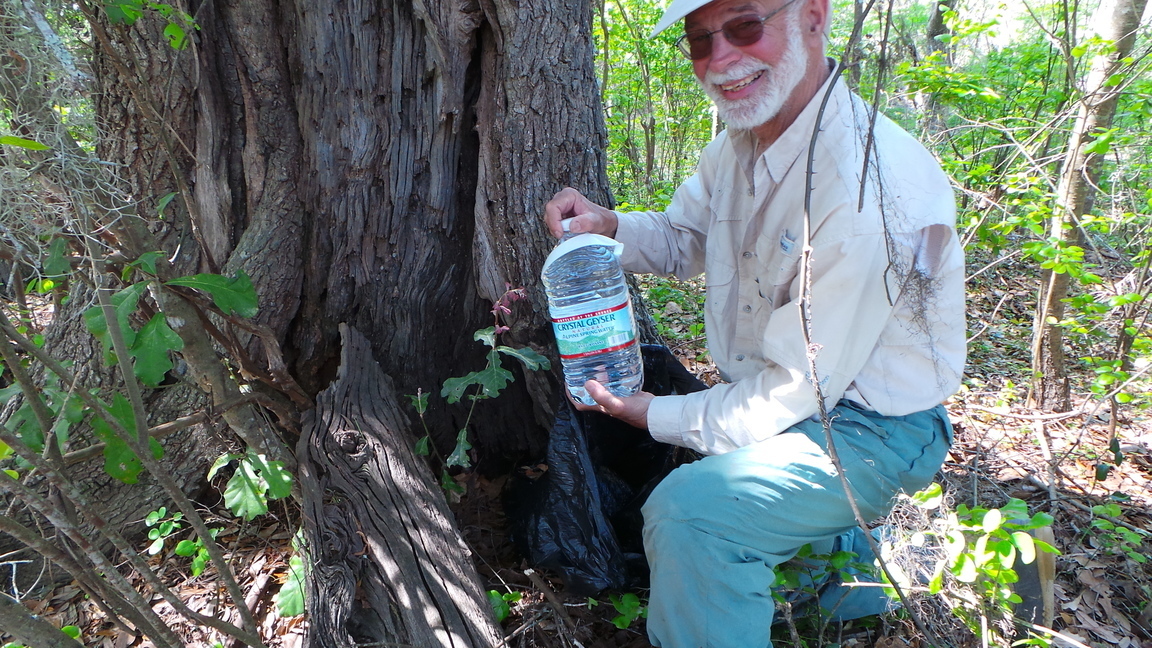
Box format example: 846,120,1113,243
705,61,772,88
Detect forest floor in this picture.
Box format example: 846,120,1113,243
22,364,1152,648
12,263,1152,648
27,382,1149,648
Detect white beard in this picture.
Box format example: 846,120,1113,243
699,14,808,131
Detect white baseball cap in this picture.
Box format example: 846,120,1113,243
650,0,715,36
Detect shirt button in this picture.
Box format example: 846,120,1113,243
736,354,745,361
742,304,751,313
742,251,753,259
747,187,754,196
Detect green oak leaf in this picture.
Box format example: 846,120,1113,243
130,313,184,387
223,460,268,520
83,282,149,363
496,345,550,371
167,270,258,318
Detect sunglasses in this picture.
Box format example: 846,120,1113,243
675,0,801,61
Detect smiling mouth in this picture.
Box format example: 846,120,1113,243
719,71,765,92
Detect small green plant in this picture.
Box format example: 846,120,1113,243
207,451,294,520
609,592,648,630
409,286,549,493
1090,502,1149,563
487,589,523,623
883,483,1060,646
173,528,221,576
143,506,184,555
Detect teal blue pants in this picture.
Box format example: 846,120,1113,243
642,401,952,648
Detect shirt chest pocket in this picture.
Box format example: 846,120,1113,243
755,229,800,308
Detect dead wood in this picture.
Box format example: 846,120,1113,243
298,324,504,648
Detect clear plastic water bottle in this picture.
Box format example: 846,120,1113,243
541,223,643,406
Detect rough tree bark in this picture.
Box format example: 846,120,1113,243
86,0,610,463
298,324,502,647
1031,0,1149,410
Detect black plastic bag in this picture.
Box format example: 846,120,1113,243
504,345,706,595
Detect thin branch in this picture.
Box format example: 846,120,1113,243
793,33,945,648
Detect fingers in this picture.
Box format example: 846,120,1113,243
544,187,584,238
580,380,653,430
584,379,623,413
543,188,619,239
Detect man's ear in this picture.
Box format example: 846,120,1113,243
801,0,831,36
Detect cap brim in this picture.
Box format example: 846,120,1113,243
650,0,713,37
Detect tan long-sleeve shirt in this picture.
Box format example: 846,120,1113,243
615,67,966,455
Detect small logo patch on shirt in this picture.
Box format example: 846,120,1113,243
779,230,797,255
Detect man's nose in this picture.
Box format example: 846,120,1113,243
707,32,743,69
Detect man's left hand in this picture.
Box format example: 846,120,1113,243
574,380,654,430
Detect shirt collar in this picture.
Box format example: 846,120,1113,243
764,58,845,183
725,58,847,186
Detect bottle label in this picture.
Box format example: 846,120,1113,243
551,296,637,360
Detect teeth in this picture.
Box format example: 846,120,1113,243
720,71,763,92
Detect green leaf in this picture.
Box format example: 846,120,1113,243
247,453,293,500
488,590,511,622
474,326,497,348
440,469,465,494
101,435,144,484
43,238,72,279
83,282,149,362
91,394,144,484
911,482,944,509
130,313,184,387
982,507,1003,533
167,270,259,318
446,429,472,469
953,553,978,583
1012,531,1037,565
496,345,551,371
191,550,209,576
0,135,49,150
156,192,177,218
174,539,197,556
414,435,431,456
132,251,165,276
147,536,165,555
928,562,945,594
441,354,513,403
223,461,268,520
104,1,143,24
407,391,429,415
207,453,241,481
163,22,188,49
61,625,80,639
274,554,307,617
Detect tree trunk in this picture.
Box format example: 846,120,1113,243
86,0,610,467
1030,0,1149,410
299,324,502,647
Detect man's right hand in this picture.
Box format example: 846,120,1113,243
544,188,619,239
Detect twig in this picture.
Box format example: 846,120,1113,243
796,46,944,648
523,568,575,634
0,425,266,647
964,405,1088,421
62,395,257,465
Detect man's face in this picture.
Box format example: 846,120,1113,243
685,0,811,130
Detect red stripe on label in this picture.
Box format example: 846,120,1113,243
551,300,628,324
558,338,638,360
